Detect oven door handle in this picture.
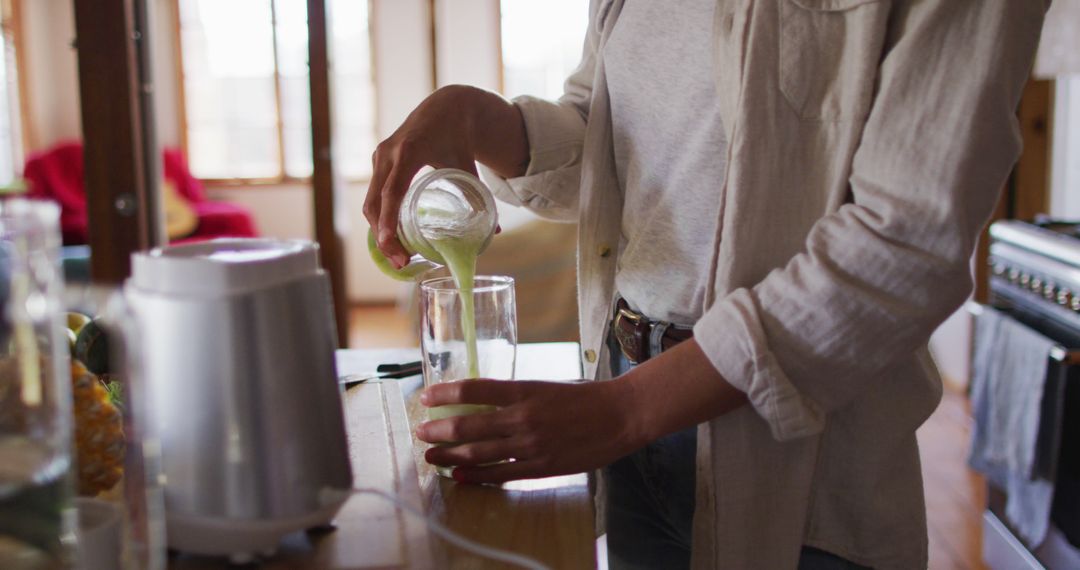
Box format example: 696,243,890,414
964,301,1080,364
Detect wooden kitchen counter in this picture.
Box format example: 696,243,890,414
170,342,594,569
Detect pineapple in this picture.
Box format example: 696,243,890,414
70,362,124,496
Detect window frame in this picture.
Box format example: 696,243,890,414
172,0,378,187
1,0,28,175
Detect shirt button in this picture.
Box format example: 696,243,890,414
598,245,612,258
584,349,597,363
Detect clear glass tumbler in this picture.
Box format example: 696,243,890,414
419,275,516,478
0,200,75,569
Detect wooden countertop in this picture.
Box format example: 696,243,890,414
170,342,594,569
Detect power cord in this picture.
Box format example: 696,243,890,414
349,487,550,570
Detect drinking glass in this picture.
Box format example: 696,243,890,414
419,275,516,478
0,200,75,569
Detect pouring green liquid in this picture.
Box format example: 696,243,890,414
366,174,499,428
424,227,496,422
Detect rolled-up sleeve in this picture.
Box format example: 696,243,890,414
479,0,609,222
694,0,1048,441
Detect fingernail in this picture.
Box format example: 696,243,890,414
419,391,430,405
452,468,467,483
415,424,427,439
393,254,409,269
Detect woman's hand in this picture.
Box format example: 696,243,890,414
363,85,529,269
416,379,647,484
416,340,749,484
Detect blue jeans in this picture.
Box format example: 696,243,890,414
603,332,868,570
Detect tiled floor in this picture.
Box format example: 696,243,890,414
349,305,987,568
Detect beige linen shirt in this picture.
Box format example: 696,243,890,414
481,0,1049,567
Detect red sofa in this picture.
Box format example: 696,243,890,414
24,141,258,245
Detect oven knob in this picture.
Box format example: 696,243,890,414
1059,290,1073,306
1044,283,1058,300
1020,273,1031,287
1031,278,1043,293
1009,268,1021,283
1072,296,1080,312
993,262,1007,276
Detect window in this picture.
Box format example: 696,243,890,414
176,0,375,182
1050,77,1080,218
499,0,589,100
0,0,23,186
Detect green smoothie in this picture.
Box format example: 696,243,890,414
367,179,498,429
423,225,496,422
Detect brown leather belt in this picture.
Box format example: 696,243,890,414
612,298,693,365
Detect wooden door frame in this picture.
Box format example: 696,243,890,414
974,78,1053,303
309,0,349,347
73,0,162,283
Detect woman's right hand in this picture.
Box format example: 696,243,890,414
363,85,529,269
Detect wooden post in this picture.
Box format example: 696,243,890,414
308,0,350,347
974,78,1053,303
73,0,161,283
1011,79,1053,220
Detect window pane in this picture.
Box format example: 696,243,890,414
0,7,22,186
188,126,280,179
500,0,589,100
179,0,376,181
180,0,281,178
329,0,376,179
1051,77,1080,217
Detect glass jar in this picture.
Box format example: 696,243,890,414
369,169,498,281
0,199,75,569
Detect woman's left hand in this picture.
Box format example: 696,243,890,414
416,379,646,484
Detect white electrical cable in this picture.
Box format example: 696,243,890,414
351,487,550,570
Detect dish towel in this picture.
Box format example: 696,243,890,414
969,306,1066,547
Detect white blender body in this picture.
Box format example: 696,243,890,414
127,239,352,562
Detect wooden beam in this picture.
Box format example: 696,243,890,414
132,0,165,246
1011,78,1053,220
308,0,349,347
73,0,160,283
974,78,1054,303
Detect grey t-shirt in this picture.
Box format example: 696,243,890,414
606,0,727,326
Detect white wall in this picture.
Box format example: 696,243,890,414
929,307,972,392
434,0,501,90
21,0,81,151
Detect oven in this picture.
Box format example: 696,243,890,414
976,219,1080,569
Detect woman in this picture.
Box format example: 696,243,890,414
364,0,1048,568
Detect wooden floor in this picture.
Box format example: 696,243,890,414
348,304,417,349
348,305,988,569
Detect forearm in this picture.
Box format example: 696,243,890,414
617,339,748,445
452,85,530,179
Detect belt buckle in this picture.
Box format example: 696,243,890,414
614,306,648,365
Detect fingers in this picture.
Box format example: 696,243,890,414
425,439,517,467
451,460,555,485
363,148,390,230
461,158,479,177
421,380,541,408
416,408,514,444
376,159,422,268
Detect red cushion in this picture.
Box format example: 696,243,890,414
188,201,259,239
